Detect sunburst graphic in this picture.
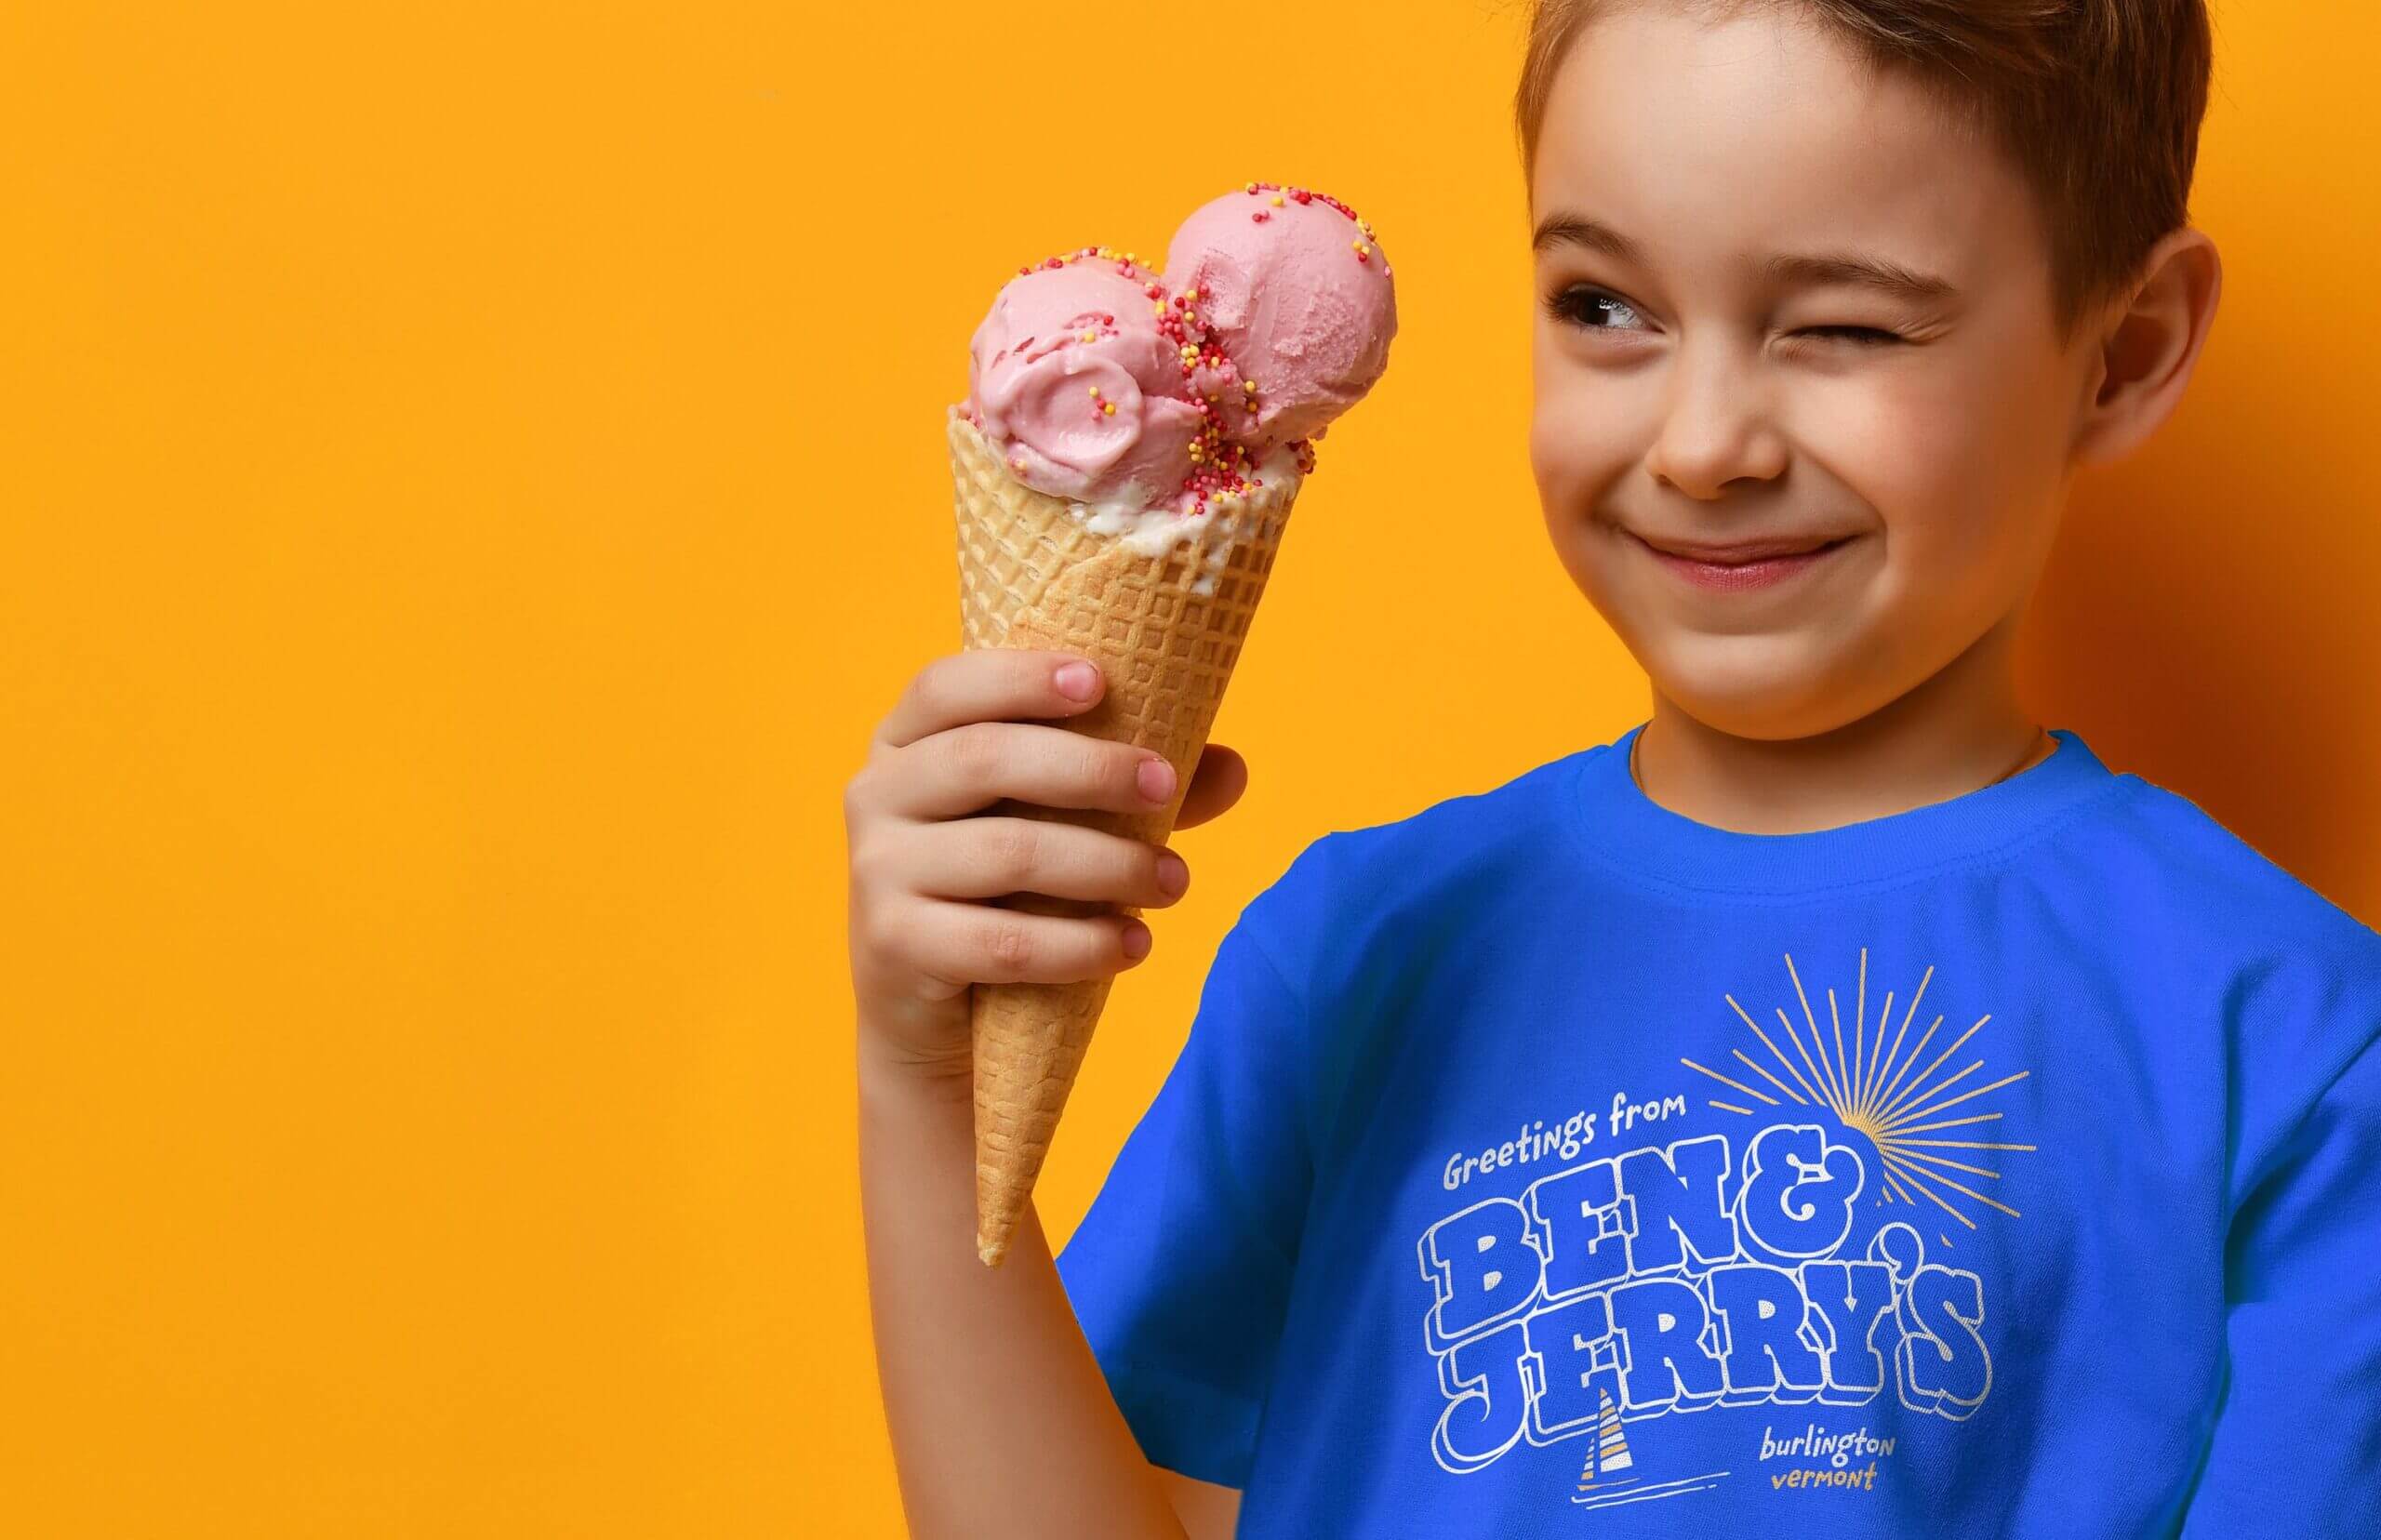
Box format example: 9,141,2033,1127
1679,948,2037,1233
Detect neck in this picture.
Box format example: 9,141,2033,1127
1633,611,2052,836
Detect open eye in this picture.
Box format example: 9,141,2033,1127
1543,284,1651,334
1545,285,1908,347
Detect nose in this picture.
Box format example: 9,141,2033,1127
1643,335,1789,499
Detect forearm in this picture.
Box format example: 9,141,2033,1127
858,1030,1187,1540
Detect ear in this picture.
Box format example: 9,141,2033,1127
2070,226,2223,468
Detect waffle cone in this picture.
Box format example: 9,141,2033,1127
946,409,1300,1266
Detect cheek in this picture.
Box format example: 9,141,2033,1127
1807,349,2050,585
1529,338,1634,511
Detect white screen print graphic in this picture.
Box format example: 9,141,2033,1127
1414,1123,1993,1476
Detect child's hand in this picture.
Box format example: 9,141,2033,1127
844,648,1248,1084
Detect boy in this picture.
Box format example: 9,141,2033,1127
847,1,2381,1534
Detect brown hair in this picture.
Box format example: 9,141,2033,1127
1515,0,2214,341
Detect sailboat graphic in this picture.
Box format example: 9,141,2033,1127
1567,1389,1729,1512
1577,1389,1634,1487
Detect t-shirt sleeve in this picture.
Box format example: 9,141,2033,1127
2179,1028,2381,1536
1052,904,1313,1491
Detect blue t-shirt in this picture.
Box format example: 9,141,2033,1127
1054,723,2381,1537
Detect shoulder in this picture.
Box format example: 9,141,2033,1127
1261,748,1596,912
2086,772,2381,972
1227,748,1598,1008
2084,772,2381,1182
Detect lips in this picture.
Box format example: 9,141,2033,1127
1626,528,1858,593
1634,532,1853,564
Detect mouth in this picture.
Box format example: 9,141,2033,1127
1625,529,1860,592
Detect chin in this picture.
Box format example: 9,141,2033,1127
1636,630,1883,741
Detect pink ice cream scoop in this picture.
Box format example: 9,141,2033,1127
964,255,1205,511
962,183,1395,515
1164,183,1397,451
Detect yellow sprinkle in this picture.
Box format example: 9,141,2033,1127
1102,402,1116,416
1244,180,1257,192
1152,301,1166,316
1270,194,1284,206
1243,380,1258,393
1088,385,1100,396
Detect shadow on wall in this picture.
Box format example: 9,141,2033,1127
2023,314,2379,923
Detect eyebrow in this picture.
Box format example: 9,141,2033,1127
1530,213,1960,305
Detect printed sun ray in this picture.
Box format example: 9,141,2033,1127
1829,988,1853,1121
1856,986,1895,1119
1896,1138,2037,1152
1887,1148,2005,1181
1727,995,1829,1109
1857,963,1931,1121
1783,953,1851,1111
1680,1057,1779,1107
1731,1047,1808,1106
1882,1149,2021,1221
1776,1005,1843,1114
1876,1153,1980,1229
1856,989,1895,1118
1721,953,2035,1230
1863,1014,1942,1130
1853,950,1869,1123
1889,1112,2005,1135
1883,1070,2032,1135
1872,1017,1989,1127
1879,1058,1988,1128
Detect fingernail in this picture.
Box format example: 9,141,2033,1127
1137,757,1177,803
1156,852,1190,897
1122,922,1153,960
1055,661,1101,700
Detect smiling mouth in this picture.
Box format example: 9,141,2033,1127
1625,529,1859,591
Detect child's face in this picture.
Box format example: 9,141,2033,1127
1528,5,2107,737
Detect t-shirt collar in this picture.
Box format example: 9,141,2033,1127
1568,720,2125,899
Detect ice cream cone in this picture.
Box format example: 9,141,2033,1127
946,409,1300,1266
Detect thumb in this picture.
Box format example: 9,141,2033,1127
1172,742,1249,830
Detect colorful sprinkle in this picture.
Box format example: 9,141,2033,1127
997,182,1377,517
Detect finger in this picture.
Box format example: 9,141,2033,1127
875,649,1107,750
1172,743,1248,831
910,817,1190,909
896,896,1154,988
882,721,1178,821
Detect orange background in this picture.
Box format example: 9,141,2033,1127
4,1,2375,1533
